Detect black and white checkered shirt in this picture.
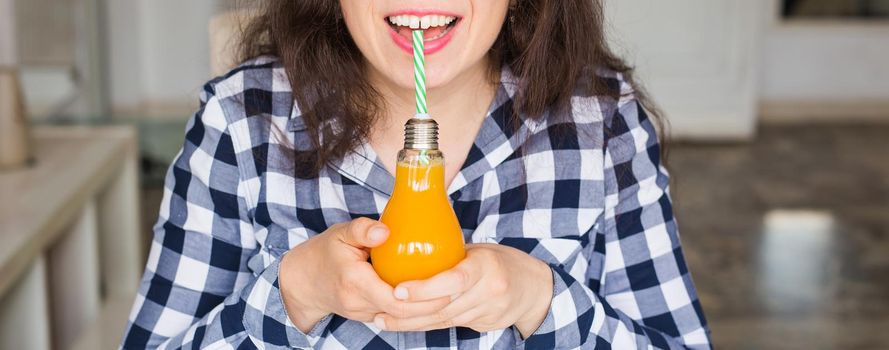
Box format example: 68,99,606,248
122,56,710,349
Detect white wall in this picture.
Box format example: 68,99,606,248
607,0,889,128
104,0,225,118
761,23,889,101
758,1,889,121
604,0,768,140
103,0,142,112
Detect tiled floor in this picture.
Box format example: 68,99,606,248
140,123,889,349
670,123,889,349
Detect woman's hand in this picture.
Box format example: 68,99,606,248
372,243,554,338
279,218,452,333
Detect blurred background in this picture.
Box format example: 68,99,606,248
0,0,887,349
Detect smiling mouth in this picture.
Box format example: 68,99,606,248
386,14,461,42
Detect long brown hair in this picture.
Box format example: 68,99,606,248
240,0,665,175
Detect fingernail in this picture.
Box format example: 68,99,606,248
394,286,409,300
373,315,386,330
369,227,387,242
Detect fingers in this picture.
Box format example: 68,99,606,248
337,217,389,249
375,286,483,332
394,259,480,302
357,269,452,319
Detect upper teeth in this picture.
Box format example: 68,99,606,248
388,15,456,29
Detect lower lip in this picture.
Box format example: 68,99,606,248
388,21,459,56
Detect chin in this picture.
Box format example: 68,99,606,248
384,64,454,91
423,66,455,90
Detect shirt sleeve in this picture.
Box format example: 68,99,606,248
120,83,331,349
518,97,712,349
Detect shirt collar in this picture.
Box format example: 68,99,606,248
289,65,536,197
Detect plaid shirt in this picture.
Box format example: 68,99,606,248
122,56,710,349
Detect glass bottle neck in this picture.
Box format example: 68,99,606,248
393,149,445,194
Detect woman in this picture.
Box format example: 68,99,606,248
122,0,710,349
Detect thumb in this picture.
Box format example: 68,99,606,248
338,217,389,249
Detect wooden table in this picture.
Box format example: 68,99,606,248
0,125,141,350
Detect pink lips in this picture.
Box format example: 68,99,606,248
385,10,461,56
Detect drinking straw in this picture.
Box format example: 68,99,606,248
412,30,428,117
411,30,432,164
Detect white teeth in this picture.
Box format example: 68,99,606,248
388,15,457,29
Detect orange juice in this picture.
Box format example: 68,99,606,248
371,151,466,286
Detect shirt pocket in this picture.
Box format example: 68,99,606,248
482,208,599,267
490,236,585,268
479,205,601,240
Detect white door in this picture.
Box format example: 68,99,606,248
604,0,769,140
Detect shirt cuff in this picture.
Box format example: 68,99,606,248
515,265,597,350
242,256,332,349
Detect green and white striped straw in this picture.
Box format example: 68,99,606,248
412,30,428,117
412,30,432,163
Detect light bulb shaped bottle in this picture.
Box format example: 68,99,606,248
371,118,466,286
